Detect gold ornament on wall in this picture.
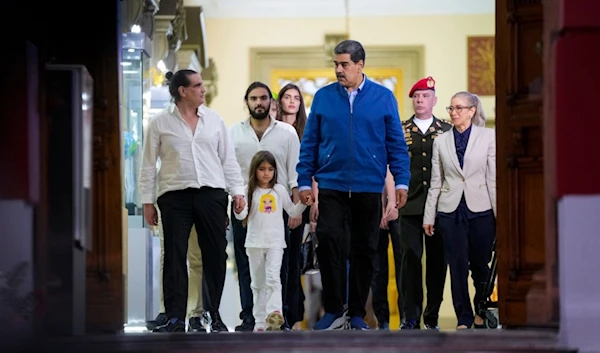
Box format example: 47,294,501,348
149,67,165,86
270,68,404,115
324,34,349,63
467,36,495,96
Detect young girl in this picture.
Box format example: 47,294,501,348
234,150,308,331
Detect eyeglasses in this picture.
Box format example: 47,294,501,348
446,105,473,114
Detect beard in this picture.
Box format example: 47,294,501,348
249,105,270,120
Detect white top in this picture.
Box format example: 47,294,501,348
235,184,307,249
228,117,300,195
413,116,434,134
138,104,245,204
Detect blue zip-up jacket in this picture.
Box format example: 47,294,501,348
296,78,411,194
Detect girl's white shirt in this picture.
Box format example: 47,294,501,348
234,183,306,249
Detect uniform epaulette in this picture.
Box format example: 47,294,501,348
440,119,453,126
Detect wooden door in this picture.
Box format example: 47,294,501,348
31,0,125,333
495,0,557,328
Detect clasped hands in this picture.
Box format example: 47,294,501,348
233,194,246,214
299,190,315,206
300,189,407,209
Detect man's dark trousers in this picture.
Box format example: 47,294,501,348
400,215,446,327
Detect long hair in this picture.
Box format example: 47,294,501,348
277,84,308,140
451,91,486,127
243,150,278,227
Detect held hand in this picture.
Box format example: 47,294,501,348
144,204,159,226
288,215,302,230
396,189,408,209
384,202,398,223
423,224,435,236
233,195,246,214
299,190,314,206
380,216,389,230
310,201,319,223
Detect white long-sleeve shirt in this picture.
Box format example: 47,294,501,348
138,104,245,204
229,118,300,195
235,184,306,249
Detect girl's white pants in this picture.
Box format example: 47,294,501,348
246,247,284,328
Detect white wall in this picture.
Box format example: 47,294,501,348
205,14,496,126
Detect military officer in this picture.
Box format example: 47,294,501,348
399,76,452,330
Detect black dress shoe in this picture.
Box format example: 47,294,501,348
152,318,185,332
235,318,255,332
423,323,440,330
400,320,420,330
188,316,206,332
146,313,168,331
210,311,229,332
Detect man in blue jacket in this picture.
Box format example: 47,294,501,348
297,39,411,330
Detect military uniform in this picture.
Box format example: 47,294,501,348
399,76,453,329
401,117,452,215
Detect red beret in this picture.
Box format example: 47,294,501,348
409,76,436,98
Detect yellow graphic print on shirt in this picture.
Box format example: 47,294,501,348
258,193,277,214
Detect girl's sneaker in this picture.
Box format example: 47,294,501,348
266,311,284,331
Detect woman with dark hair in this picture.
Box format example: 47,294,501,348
139,69,246,332
277,84,308,140
275,84,313,329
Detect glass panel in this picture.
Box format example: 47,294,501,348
122,48,151,224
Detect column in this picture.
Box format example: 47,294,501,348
546,0,600,352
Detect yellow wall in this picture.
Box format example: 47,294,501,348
205,14,495,127
205,13,495,327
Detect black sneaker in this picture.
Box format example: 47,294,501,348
235,318,255,332
423,323,439,330
152,317,185,332
210,311,229,332
377,321,390,330
400,319,420,330
146,313,168,331
280,321,291,331
188,316,206,332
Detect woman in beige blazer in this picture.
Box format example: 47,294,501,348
423,91,496,329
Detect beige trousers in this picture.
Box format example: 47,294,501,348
158,213,204,319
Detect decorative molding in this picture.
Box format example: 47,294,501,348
176,49,202,72
151,18,172,74
168,0,187,51
120,0,144,33
324,34,349,63
181,6,209,68
270,68,403,116
250,46,423,120
184,0,494,18
202,58,218,106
